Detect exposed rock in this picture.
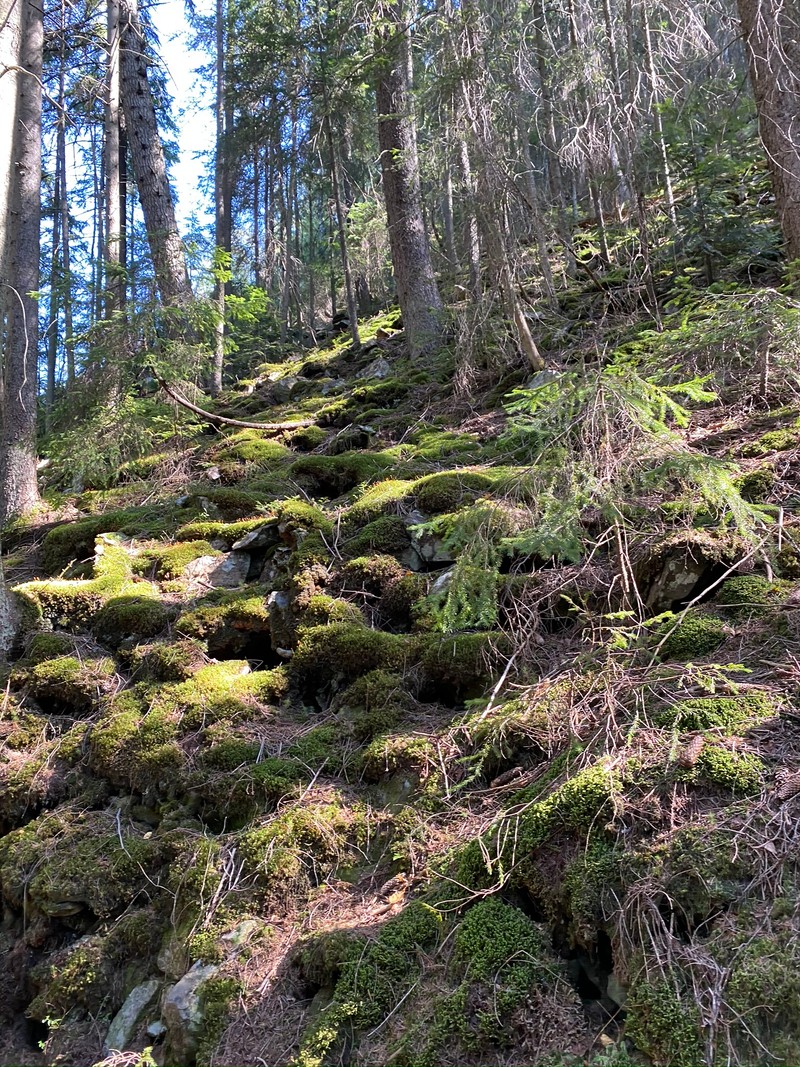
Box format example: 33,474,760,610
157,930,190,980
526,368,561,390
320,377,347,396
147,1020,167,1039
104,978,161,1053
163,962,220,1065
268,589,294,650
231,523,279,552
357,356,393,380
184,552,251,590
399,546,425,571
409,528,456,564
430,566,455,594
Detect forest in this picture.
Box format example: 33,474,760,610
3,0,800,1064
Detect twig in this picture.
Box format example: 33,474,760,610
156,375,313,431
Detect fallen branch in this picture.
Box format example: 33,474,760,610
156,375,313,432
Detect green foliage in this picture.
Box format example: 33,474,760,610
625,976,704,1067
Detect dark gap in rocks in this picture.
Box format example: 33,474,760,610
206,631,281,667
25,1017,49,1050
672,561,730,610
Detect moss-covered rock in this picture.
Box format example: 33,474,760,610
413,470,494,513
419,632,505,698
291,623,412,688
93,593,173,648
136,539,221,579
716,574,791,617
289,451,393,497
176,588,271,657
344,515,411,557
626,974,704,1067
209,430,291,467
653,611,727,660
27,654,116,715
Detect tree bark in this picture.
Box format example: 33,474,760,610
0,0,43,526
118,0,192,308
738,0,800,263
375,0,443,357
323,102,360,348
210,0,229,396
105,0,126,314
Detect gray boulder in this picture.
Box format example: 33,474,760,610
163,962,219,1064
104,979,161,1053
184,552,251,590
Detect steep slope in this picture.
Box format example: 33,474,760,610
3,297,800,1067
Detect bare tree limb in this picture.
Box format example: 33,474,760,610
156,376,313,432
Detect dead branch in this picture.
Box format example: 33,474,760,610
156,375,313,432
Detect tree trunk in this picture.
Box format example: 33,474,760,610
210,0,230,396
375,0,443,357
0,554,18,658
105,0,126,314
0,0,43,526
738,0,800,263
118,0,192,308
323,105,360,348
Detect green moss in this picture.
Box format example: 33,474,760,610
734,465,775,502
124,638,207,681
413,471,494,513
291,623,412,688
361,733,436,780
727,932,800,1038
152,661,288,730
453,895,547,987
344,515,411,556
196,976,243,1067
19,631,74,666
297,594,363,631
289,451,393,497
266,497,333,534
741,427,799,456
625,977,704,1067
517,762,617,855
28,654,115,714
654,611,727,660
14,534,140,631
40,508,180,574
93,593,172,647
695,745,765,793
89,694,184,790
176,518,265,545
289,424,327,451
187,486,260,520
211,430,291,466
347,479,415,524
136,540,221,579
336,669,409,740
0,809,163,918
341,554,406,595
285,725,341,766
657,690,777,732
176,588,271,656
297,902,442,1067
420,632,504,697
716,574,791,617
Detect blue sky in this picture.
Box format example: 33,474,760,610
150,0,214,231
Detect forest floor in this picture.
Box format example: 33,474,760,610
3,281,800,1067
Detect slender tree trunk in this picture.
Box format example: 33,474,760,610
0,0,43,525
738,0,800,263
458,135,481,295
118,0,192,308
58,130,75,383
375,0,443,356
210,0,229,396
0,554,17,658
105,0,126,314
642,3,677,227
253,145,261,284
323,105,360,347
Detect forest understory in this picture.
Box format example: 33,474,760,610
4,241,800,1067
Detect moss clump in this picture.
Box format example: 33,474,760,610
176,588,271,656
341,554,406,595
152,661,288,730
136,540,220,579
89,692,184,790
238,801,364,893
657,690,777,732
211,430,291,466
125,638,207,681
285,725,340,766
186,486,260,520
297,902,442,1067
726,932,800,1047
195,976,243,1067
0,808,162,917
28,654,115,715
176,518,265,545
291,623,412,688
517,761,617,854
38,510,149,574
14,534,139,631
289,424,327,451
716,574,791,617
654,611,727,660
289,451,392,497
420,632,503,697
336,669,409,740
626,976,704,1067
734,465,775,502
93,593,172,648
347,479,415,524
413,470,494,513
695,745,765,793
297,594,363,630
361,733,436,781
742,427,799,456
344,515,411,557
266,497,333,534
19,631,74,666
